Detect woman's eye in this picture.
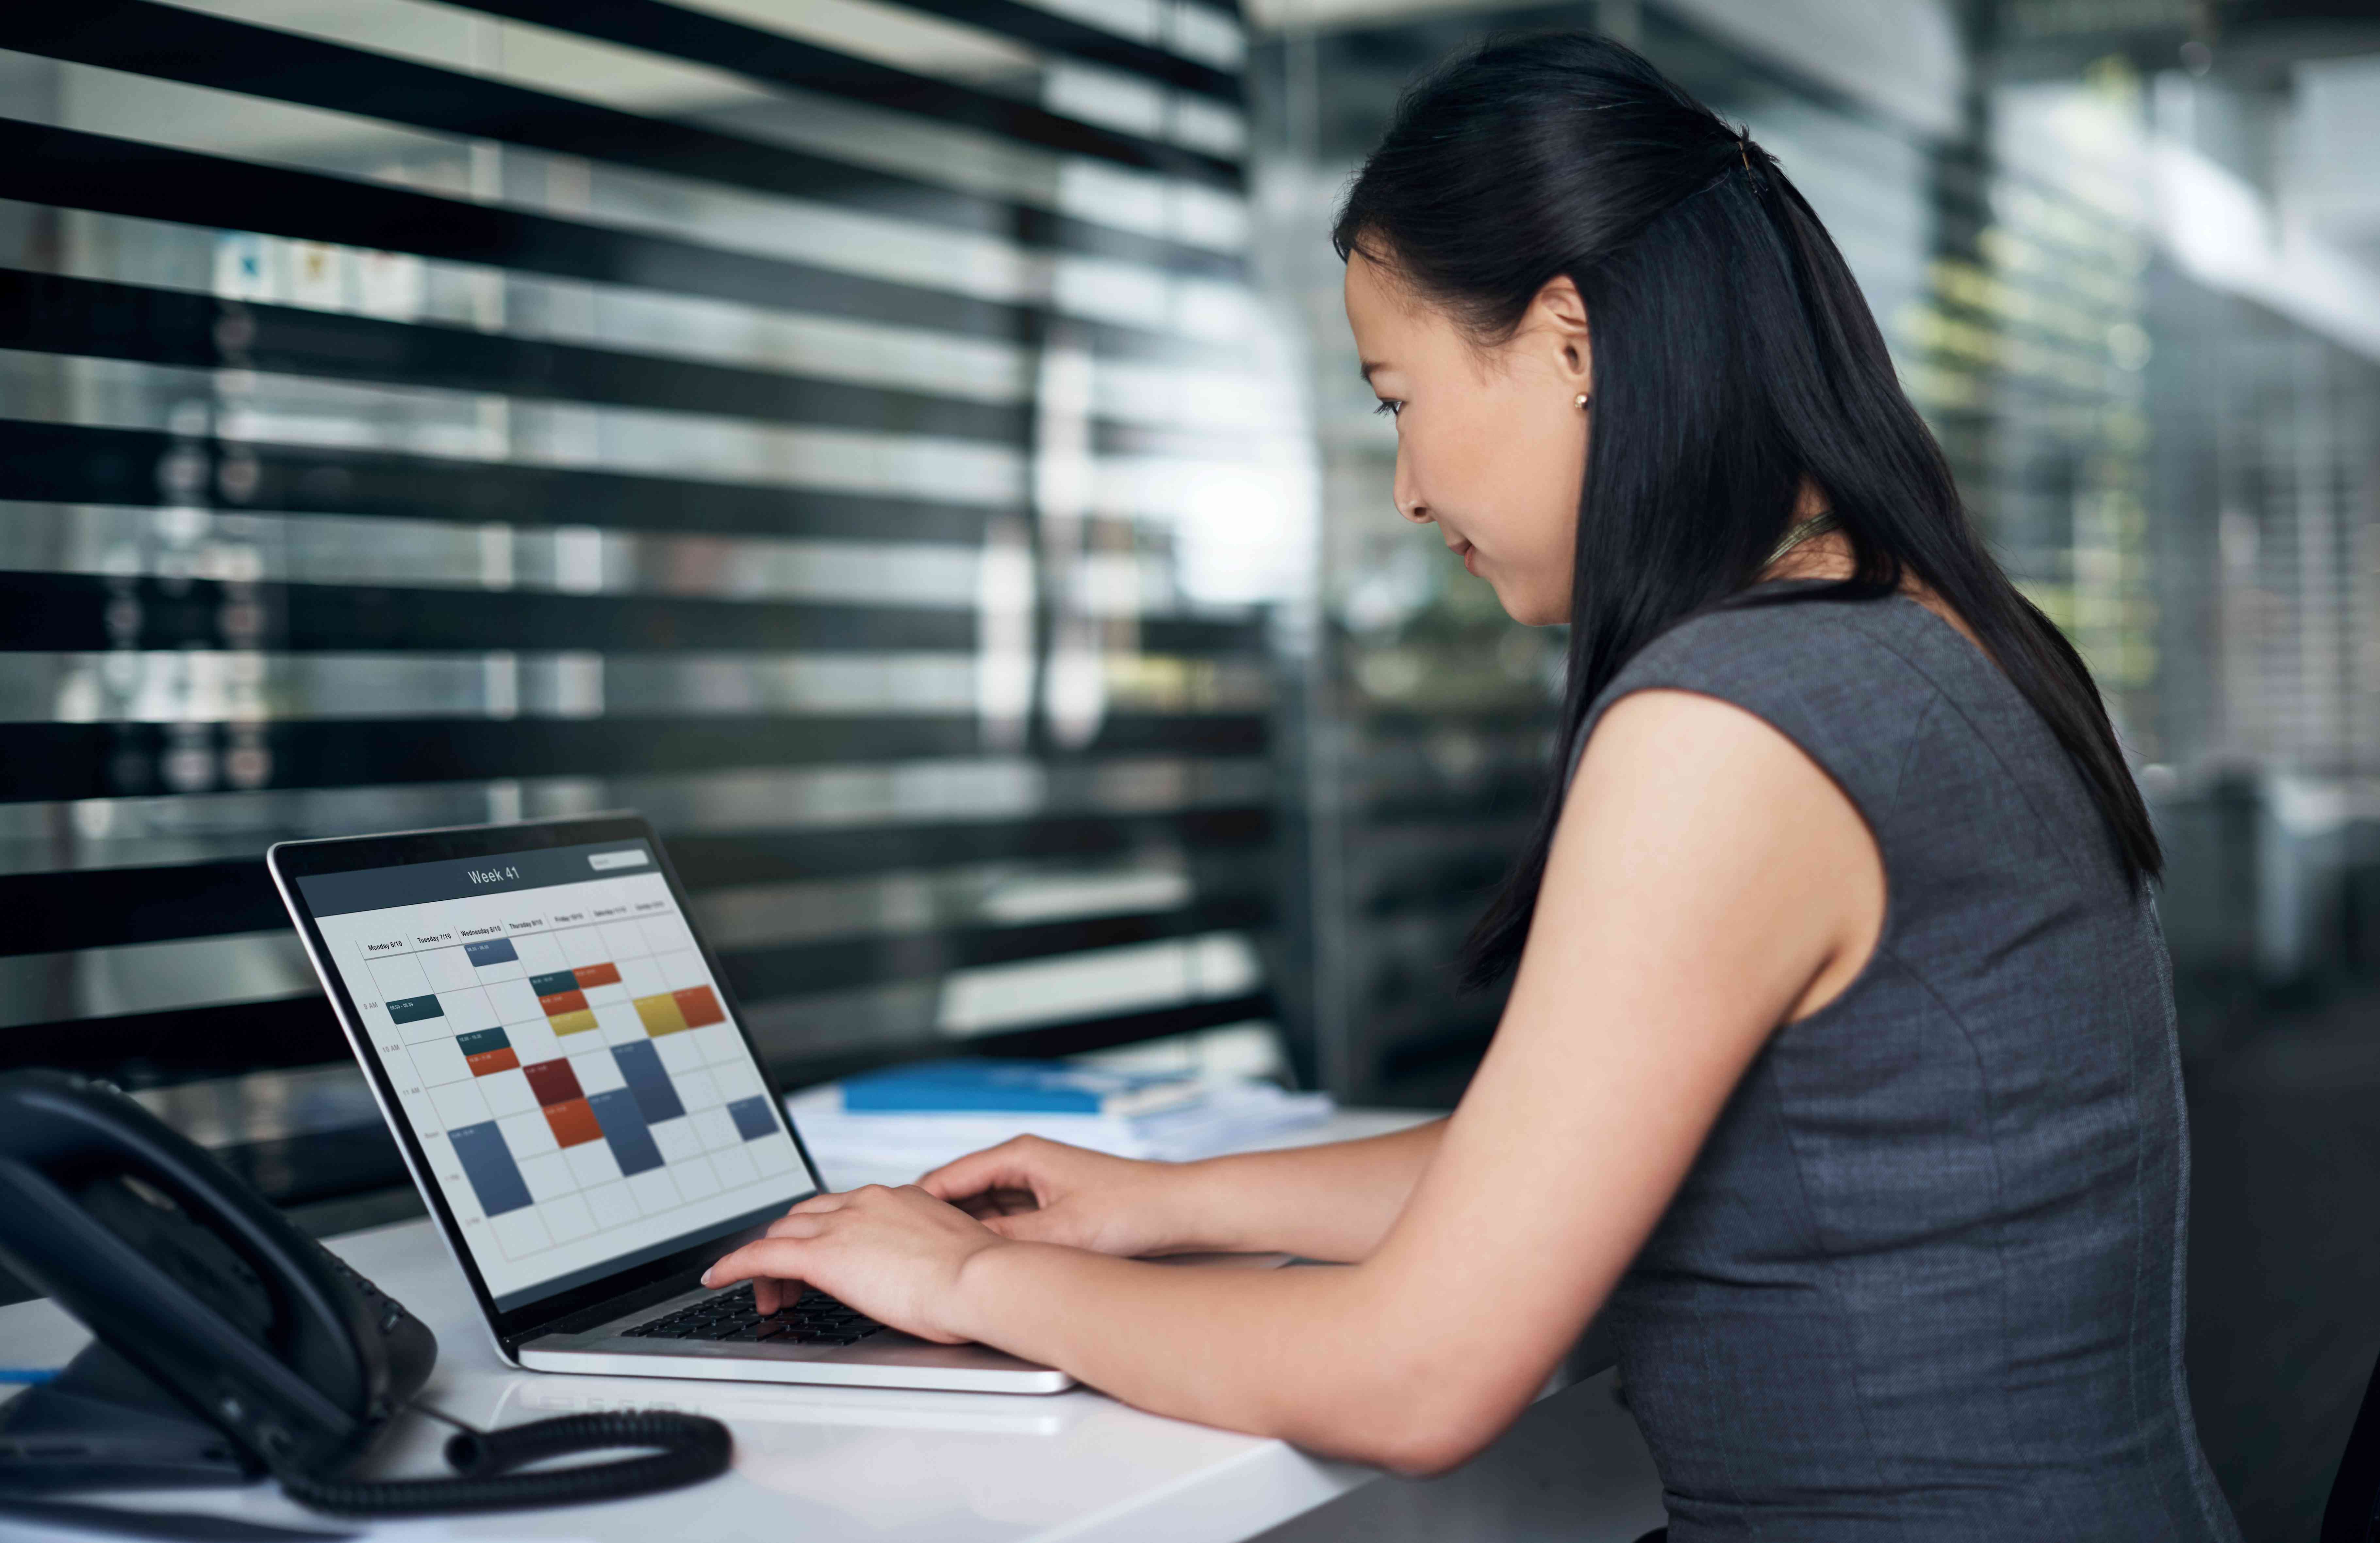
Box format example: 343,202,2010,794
1372,399,1402,420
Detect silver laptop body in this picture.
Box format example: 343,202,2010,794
268,814,1072,1395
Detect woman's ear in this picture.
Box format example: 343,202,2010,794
1531,274,1593,397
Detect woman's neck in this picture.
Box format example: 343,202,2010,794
1758,484,1990,658
1760,481,1847,584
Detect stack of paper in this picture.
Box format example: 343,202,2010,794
783,1059,1333,1189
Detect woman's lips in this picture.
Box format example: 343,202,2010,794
1452,539,1479,576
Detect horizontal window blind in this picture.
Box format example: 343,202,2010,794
0,0,1297,1219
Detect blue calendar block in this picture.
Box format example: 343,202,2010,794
448,1120,531,1216
587,1088,663,1176
610,1040,686,1125
726,1095,776,1142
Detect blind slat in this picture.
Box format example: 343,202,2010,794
664,806,1271,885
0,570,1263,657
0,572,965,654
3,996,343,1084
448,0,1242,186
782,991,1276,1082
0,858,280,956
0,808,1275,956
0,121,1236,366
0,714,1270,802
719,893,1269,1000
889,0,1242,103
0,419,1003,542
4,269,1031,445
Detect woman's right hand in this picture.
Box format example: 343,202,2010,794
915,1136,1207,1258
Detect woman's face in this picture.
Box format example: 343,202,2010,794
1342,251,1594,627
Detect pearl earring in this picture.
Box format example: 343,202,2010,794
1574,393,1590,409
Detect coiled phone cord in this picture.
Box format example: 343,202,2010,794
273,1404,732,1516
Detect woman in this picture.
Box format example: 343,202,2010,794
708,33,2242,1538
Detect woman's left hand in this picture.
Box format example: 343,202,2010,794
700,1184,1009,1344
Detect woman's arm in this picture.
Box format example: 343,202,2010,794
706,688,1884,1474
917,1119,1446,1262
1173,1117,1445,1259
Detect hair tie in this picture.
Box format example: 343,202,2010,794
1736,129,1771,194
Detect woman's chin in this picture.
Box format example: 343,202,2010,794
1494,588,1568,628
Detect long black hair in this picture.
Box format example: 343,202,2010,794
1332,32,2160,988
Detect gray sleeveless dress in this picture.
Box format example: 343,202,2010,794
1574,587,2241,1540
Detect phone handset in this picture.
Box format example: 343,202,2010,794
0,1071,729,1517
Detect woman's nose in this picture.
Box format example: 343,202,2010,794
1393,467,1431,524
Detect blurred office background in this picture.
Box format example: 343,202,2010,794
1,0,2375,1534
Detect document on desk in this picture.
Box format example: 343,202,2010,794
785,1076,1334,1188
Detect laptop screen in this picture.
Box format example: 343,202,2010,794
292,836,811,1312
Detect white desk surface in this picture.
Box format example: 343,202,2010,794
0,1109,1460,1543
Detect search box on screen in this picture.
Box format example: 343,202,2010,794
587,849,650,871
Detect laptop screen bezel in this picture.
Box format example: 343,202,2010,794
267,813,825,1348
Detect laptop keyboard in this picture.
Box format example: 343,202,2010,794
620,1282,886,1347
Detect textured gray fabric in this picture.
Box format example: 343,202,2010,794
1571,587,2242,1541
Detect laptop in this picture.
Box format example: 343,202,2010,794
268,814,1073,1394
